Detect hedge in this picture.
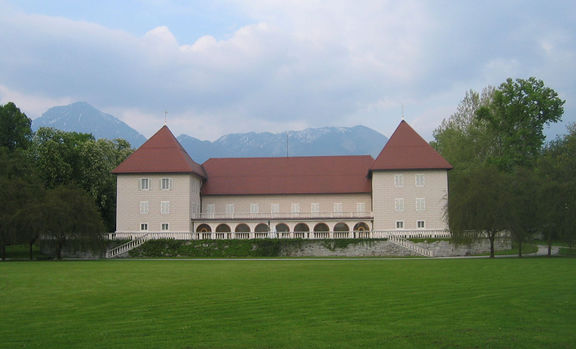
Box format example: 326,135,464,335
128,239,387,257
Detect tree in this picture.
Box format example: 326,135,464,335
508,167,541,257
39,185,105,260
477,77,565,170
31,128,133,232
538,123,576,253
0,148,40,260
0,102,32,151
31,127,95,188
431,87,496,171
77,138,132,232
435,78,566,256
9,197,47,260
448,166,514,258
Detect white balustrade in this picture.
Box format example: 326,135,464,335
193,211,373,220
106,229,449,257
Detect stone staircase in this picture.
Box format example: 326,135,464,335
387,235,434,257
106,234,150,258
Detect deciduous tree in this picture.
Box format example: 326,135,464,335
0,102,32,151
39,185,105,260
448,166,514,258
431,87,495,171
476,77,565,170
31,128,133,232
538,123,576,253
0,148,39,260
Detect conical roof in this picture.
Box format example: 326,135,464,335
112,126,206,177
371,120,452,171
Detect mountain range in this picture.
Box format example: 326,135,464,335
32,102,388,164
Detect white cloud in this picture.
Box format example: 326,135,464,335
0,85,73,118
0,0,574,141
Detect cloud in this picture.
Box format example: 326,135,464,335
0,84,74,118
0,0,574,140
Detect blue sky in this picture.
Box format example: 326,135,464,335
0,0,574,141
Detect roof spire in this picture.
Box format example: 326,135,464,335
164,110,168,126
401,104,405,121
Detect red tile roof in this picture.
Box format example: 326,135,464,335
112,126,206,177
202,155,373,195
371,120,452,171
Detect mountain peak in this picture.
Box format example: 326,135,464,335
32,102,147,148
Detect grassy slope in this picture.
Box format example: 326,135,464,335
0,259,575,348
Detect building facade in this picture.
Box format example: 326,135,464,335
112,120,452,240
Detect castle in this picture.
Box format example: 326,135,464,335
111,120,452,241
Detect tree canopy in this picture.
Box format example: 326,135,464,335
434,77,570,256
0,102,32,151
476,77,565,170
0,101,133,259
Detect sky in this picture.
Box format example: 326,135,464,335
0,0,575,141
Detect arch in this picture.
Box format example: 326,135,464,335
334,223,350,232
275,223,290,232
354,222,370,232
255,223,270,232
196,224,212,233
235,223,250,232
294,223,310,232
313,223,329,232
216,224,231,232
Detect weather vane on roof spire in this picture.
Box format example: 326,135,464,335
401,104,405,121
164,110,168,126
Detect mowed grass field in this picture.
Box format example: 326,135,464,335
1,259,575,348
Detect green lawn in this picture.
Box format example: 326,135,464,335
1,259,575,348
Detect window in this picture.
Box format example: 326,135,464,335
226,203,235,217
139,201,149,214
415,174,425,187
394,174,404,187
395,221,404,229
356,202,366,214
140,223,148,231
161,201,170,215
291,203,300,216
250,203,259,214
416,198,426,211
417,220,425,229
139,178,150,191
271,203,280,215
191,203,199,216
394,198,405,212
311,203,320,214
161,223,169,231
206,204,215,218
161,178,172,190
333,202,343,214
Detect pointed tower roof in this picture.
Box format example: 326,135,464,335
371,120,452,171
112,126,206,178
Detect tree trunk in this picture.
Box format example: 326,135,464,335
547,234,552,257
489,232,495,258
57,241,63,260
29,240,34,260
1,241,5,261
518,240,522,258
